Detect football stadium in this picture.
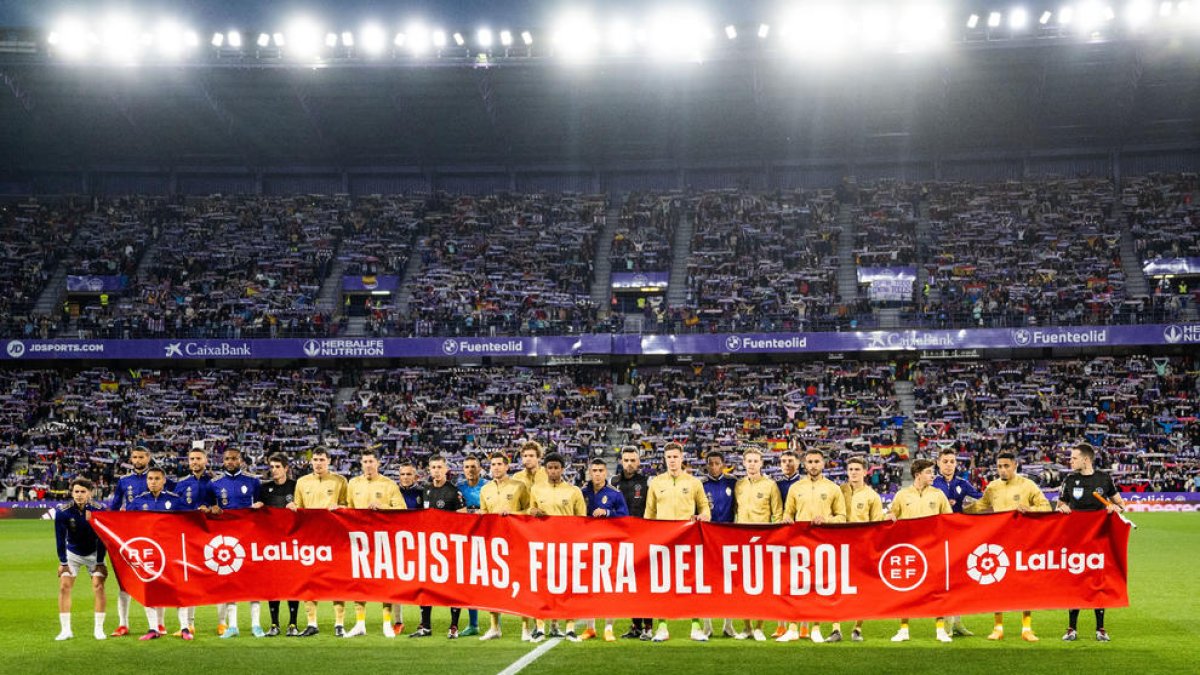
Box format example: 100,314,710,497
1,0,1198,673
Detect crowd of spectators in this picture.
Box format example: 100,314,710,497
610,192,679,273
1125,173,1199,316
0,201,80,338
910,355,1199,492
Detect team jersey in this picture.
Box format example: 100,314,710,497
110,470,173,511
933,473,983,513
479,478,530,515
423,482,465,512
530,481,587,517
611,471,649,517
399,485,423,509
783,476,847,523
582,484,629,518
841,483,885,523
734,476,783,524
888,485,952,520
55,500,107,564
512,466,549,490
645,472,710,521
348,474,405,510
456,477,490,510
129,490,185,512
702,473,738,524
257,478,297,508
966,474,1052,514
1058,470,1119,511
174,473,215,511
775,472,802,509
293,472,349,509
212,471,261,510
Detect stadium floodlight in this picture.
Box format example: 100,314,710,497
394,32,406,47
211,32,224,47
49,17,92,59
186,31,200,47
432,30,448,48
341,31,355,47
725,24,737,39
860,6,892,47
154,20,192,58
325,32,338,47
647,8,710,62
757,23,770,38
966,13,980,28
1125,0,1154,26
608,19,633,54
1075,1,1107,30
782,4,853,58
226,31,242,48
552,11,600,59
284,17,323,58
1159,1,1173,16
404,24,430,54
1058,6,1075,23
897,4,948,50
988,12,1002,27
273,32,285,47
500,30,513,47
521,30,533,45
100,14,141,62
452,32,465,46
478,28,493,48
360,24,386,54
1040,10,1054,23
1010,8,1029,28
257,33,270,47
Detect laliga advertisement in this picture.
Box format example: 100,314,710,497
92,510,1129,621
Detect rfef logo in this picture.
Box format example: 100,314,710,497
119,537,167,582
966,543,1009,585
204,535,246,576
877,543,928,592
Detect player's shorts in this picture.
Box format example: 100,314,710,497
63,551,104,578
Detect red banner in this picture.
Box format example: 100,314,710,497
91,510,1129,621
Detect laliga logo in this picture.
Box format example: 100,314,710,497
6,341,24,358
1012,329,1033,346
204,535,246,576
967,543,1010,585
725,336,742,352
119,537,167,583
442,339,460,355
303,340,322,357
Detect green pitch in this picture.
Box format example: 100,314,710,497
4,514,1197,674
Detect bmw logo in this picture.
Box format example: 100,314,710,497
1012,329,1032,346
725,336,742,352
442,339,460,355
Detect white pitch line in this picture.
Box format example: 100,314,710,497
497,637,562,675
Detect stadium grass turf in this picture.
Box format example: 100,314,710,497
2,514,1197,674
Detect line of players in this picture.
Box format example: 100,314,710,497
54,440,1125,644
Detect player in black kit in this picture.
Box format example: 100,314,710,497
1055,443,1127,643
254,454,300,636
411,455,467,639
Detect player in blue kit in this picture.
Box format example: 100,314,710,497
108,445,171,637
580,458,628,642
210,448,263,638
455,455,489,636
933,448,983,636
54,478,109,642
170,444,216,640
128,468,183,641
700,450,737,639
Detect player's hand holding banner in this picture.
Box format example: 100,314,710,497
91,509,1130,621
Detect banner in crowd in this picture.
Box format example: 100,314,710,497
1142,258,1200,277
611,272,669,290
65,275,127,293
342,275,400,292
92,510,1129,620
857,267,918,284
4,323,1200,361
868,279,914,302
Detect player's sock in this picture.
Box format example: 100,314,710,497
334,603,346,626
420,606,433,630
187,606,196,628
900,621,909,630
536,619,546,632
144,607,158,631
936,619,945,631
217,603,228,626
227,605,238,630
1094,609,1105,630
692,619,703,633
382,607,393,625
287,602,298,627
450,608,462,628
117,590,131,628
178,608,189,630
356,607,366,623
566,620,576,634
1068,609,1080,630
1021,613,1033,633
305,602,318,628
490,614,499,632
60,612,72,634
468,609,479,628
250,602,261,630
94,612,106,637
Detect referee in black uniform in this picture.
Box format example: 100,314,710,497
1055,443,1127,642
254,453,300,637
411,455,467,639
